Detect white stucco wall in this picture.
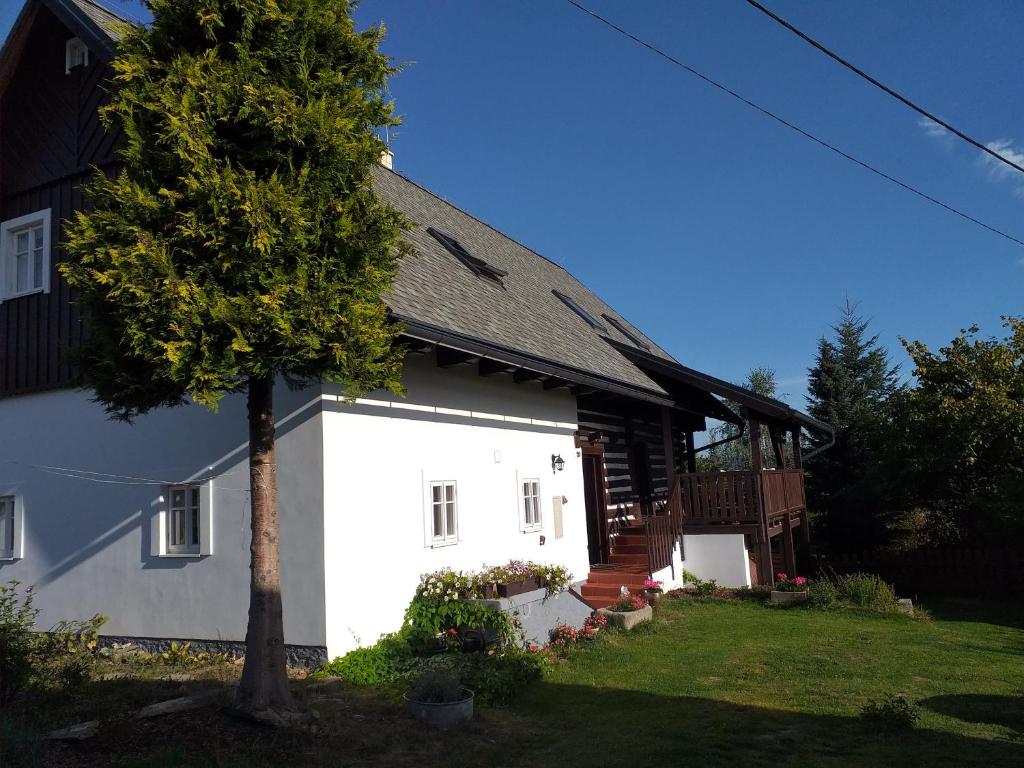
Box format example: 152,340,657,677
680,533,752,588
0,385,327,647
321,353,589,658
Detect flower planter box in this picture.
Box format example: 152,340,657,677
404,688,474,729
480,577,543,599
770,589,809,605
596,604,653,630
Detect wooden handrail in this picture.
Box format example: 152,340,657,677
679,469,806,525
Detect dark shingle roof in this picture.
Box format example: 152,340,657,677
67,0,129,40
373,165,674,396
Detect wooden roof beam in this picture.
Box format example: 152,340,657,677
513,368,547,384
478,358,516,376
436,347,478,368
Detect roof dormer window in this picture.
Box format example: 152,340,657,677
427,227,507,285
65,38,89,74
553,290,605,331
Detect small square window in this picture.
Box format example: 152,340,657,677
521,478,541,531
1,210,51,300
65,38,89,74
159,483,212,556
429,481,458,545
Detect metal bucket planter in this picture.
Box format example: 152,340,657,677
404,688,475,729
644,589,663,607
770,589,809,606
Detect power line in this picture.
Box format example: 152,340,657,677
743,0,1024,176
562,0,1024,249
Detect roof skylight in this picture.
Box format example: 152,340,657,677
602,313,651,350
553,290,606,331
427,227,507,284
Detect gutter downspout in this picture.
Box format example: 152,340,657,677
692,420,746,455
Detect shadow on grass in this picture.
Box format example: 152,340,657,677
515,682,1024,768
920,598,1024,630
5,675,1024,767
921,693,1024,736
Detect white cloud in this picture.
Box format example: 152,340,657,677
918,117,948,139
979,138,1024,199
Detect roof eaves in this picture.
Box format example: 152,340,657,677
396,315,678,408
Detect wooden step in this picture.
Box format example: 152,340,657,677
580,583,623,598
587,570,648,586
610,553,648,566
611,544,648,555
612,534,647,547
582,595,619,609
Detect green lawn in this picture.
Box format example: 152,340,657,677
9,596,1024,767
512,597,1024,767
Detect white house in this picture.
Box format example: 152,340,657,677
0,0,830,663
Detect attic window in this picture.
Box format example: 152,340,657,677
552,290,605,331
427,227,507,285
65,38,89,74
602,313,651,350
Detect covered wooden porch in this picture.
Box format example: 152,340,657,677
577,346,828,606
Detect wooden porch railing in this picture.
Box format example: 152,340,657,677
640,470,806,576
679,469,806,526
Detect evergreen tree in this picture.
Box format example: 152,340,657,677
60,0,409,716
805,301,903,553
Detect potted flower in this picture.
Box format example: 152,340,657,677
771,573,809,605
404,670,474,729
643,578,664,606
596,592,653,630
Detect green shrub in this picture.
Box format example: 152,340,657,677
0,582,39,705
810,572,897,613
861,694,921,730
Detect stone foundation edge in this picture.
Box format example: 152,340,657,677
98,635,328,668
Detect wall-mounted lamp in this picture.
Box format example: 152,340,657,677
551,454,565,473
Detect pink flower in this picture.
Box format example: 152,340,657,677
529,644,539,652
794,576,807,586
448,628,458,636
776,572,788,581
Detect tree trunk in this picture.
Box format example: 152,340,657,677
236,374,293,711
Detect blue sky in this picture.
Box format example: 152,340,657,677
4,1,1021,407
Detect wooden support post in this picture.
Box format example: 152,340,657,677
769,426,786,469
660,407,675,478
782,514,797,576
749,419,763,471
684,431,697,474
790,427,803,470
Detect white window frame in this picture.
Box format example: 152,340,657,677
520,477,542,532
1,209,51,301
153,482,213,558
0,496,25,561
428,480,458,547
65,37,89,74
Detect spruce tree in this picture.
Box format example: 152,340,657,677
700,366,779,471
805,302,902,552
60,0,409,715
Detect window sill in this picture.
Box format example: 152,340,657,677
521,526,543,534
430,539,458,549
159,553,203,559
1,287,47,302
0,556,18,561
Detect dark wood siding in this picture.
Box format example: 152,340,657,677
0,6,118,398
577,394,690,517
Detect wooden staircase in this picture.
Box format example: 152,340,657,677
579,526,651,608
